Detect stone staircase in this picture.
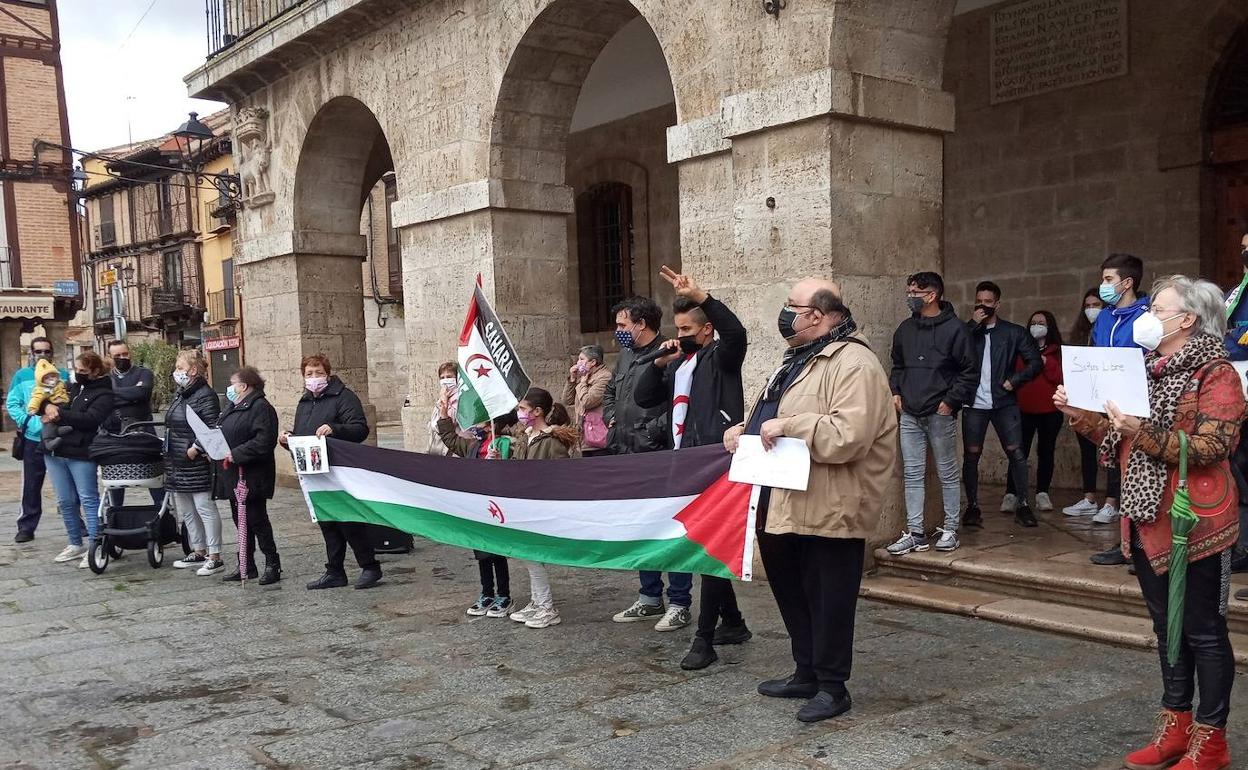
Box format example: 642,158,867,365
859,498,1248,666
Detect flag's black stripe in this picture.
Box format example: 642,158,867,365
474,286,531,396
326,439,731,501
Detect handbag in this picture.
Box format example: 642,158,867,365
582,407,608,449
11,415,32,461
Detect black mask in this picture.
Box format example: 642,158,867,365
974,304,996,319
113,358,132,373
678,335,703,355
1241,249,1248,268
778,307,801,340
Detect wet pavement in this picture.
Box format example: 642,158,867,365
1,439,1247,769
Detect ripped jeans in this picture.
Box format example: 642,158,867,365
962,405,1028,508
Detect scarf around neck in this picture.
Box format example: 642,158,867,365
1102,332,1228,523
762,315,860,403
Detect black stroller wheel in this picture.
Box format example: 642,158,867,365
147,540,164,569
88,537,109,574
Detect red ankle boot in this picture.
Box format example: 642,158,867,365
1124,709,1193,770
1173,723,1231,770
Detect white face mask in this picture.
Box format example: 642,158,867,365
1132,312,1185,352
172,370,191,388
1084,307,1102,324
1029,324,1048,340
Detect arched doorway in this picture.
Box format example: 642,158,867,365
1207,27,1248,288
490,1,680,374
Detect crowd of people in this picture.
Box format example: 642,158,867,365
6,253,1248,763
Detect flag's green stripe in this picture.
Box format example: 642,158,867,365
455,369,489,431
309,490,734,579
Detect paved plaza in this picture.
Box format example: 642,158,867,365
1,449,1247,769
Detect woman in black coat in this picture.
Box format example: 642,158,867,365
215,365,280,584
278,354,378,590
43,352,114,569
166,350,224,575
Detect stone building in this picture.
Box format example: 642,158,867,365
186,0,1248,544
0,0,80,415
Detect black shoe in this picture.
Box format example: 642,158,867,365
14,530,33,543
757,675,819,699
222,568,258,582
713,621,753,646
354,568,382,590
306,571,348,590
1014,504,1038,528
796,691,852,723
259,565,282,586
1090,545,1128,566
680,638,718,671
962,504,983,528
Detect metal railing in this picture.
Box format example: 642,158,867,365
206,197,234,232
206,0,310,58
206,289,238,323
94,297,113,322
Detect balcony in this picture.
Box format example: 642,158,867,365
93,222,116,249
94,297,113,322
206,289,238,323
207,196,235,233
206,0,311,58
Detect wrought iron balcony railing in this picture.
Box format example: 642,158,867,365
205,0,310,58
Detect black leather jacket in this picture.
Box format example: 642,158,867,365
602,333,669,454
964,317,1043,409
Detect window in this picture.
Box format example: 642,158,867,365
576,182,633,333
384,174,402,299
157,179,174,235
98,196,116,246
163,249,183,290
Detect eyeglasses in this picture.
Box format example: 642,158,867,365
32,349,52,355
784,303,816,312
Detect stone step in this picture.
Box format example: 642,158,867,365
872,546,1248,636
860,575,1248,667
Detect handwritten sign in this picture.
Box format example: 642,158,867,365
1061,345,1149,418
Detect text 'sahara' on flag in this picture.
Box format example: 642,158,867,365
456,282,531,431
301,440,758,580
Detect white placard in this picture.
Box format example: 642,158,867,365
728,436,810,491
288,435,330,475
1061,345,1150,418
184,404,232,461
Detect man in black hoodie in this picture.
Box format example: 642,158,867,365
887,272,978,556
961,281,1043,528
634,266,750,671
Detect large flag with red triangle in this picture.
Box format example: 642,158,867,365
300,440,758,580
455,278,531,431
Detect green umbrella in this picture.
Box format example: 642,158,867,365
1166,430,1199,666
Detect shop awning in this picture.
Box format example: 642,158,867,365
0,295,55,319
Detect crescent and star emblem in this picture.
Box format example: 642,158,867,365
487,500,506,524
465,353,493,378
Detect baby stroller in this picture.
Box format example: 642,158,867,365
86,421,181,574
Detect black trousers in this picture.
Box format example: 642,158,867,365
320,521,378,574
1006,411,1063,496
1133,543,1234,728
1076,434,1122,498
477,556,510,597
962,406,1028,506
694,575,744,644
17,441,46,535
758,532,864,695
229,497,279,570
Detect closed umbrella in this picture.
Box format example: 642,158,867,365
1166,431,1198,666
234,466,249,585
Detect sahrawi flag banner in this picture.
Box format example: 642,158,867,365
301,441,758,580
456,280,531,431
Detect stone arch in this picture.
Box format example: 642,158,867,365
294,95,395,236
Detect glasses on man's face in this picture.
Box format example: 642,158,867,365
784,303,815,312
33,349,52,356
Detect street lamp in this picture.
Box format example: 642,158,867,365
170,111,242,205
121,263,136,285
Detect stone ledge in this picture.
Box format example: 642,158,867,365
390,179,574,228
668,68,957,163
238,230,368,265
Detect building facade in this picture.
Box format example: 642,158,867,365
0,0,80,420
187,0,1248,542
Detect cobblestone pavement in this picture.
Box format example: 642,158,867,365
1,463,1247,769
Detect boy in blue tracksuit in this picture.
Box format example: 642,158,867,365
1088,254,1148,565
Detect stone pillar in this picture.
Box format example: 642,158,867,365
670,69,954,549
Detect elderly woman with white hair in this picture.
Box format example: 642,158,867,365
1056,275,1244,770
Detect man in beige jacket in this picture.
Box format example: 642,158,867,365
724,277,898,723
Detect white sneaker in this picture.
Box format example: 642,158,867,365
173,553,207,569
196,559,225,576
509,602,540,624
999,493,1018,513
1092,503,1120,524
933,527,960,552
654,605,691,632
78,552,90,569
1036,492,1053,512
54,544,86,563
1063,499,1099,517
524,607,562,629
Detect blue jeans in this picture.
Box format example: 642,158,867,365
639,571,692,608
899,412,961,533
44,455,100,546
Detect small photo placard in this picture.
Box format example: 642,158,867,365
288,435,330,475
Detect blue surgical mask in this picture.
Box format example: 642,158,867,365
1098,280,1123,305
225,385,238,403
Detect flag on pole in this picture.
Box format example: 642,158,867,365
300,440,758,580
456,278,531,431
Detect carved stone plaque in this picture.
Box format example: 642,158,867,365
990,0,1128,104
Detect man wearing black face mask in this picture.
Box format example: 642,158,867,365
105,339,162,508
635,266,749,669
5,337,68,542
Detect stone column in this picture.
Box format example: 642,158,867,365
670,69,954,549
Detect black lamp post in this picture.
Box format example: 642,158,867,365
171,111,242,205
121,263,136,285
